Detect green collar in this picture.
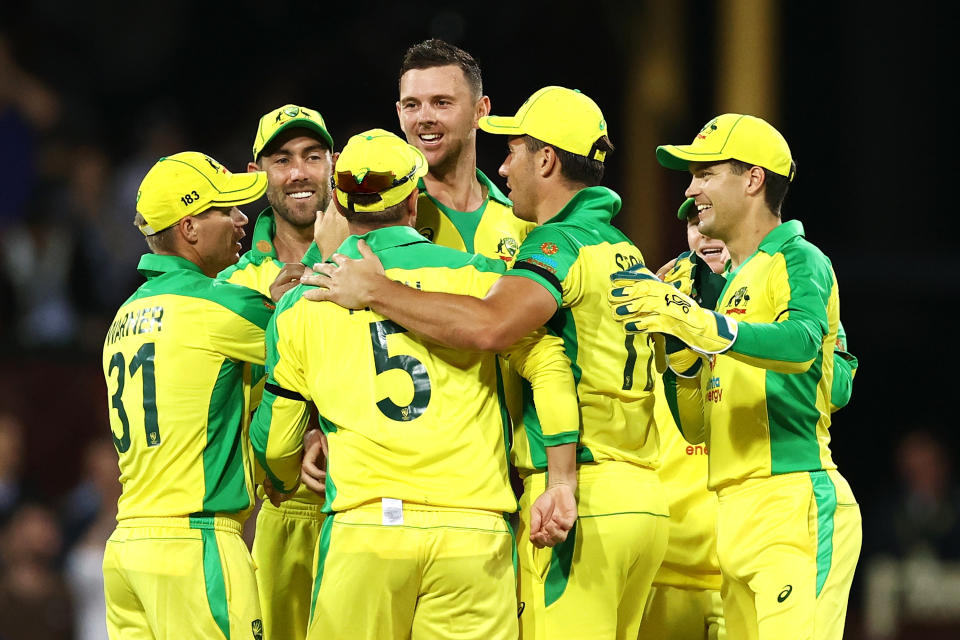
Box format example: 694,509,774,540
543,186,622,225
300,226,431,267
758,219,805,255
248,208,279,259
137,253,205,279
415,168,512,208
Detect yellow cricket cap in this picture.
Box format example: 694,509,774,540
252,104,334,160
135,152,267,236
478,86,609,161
334,129,428,213
657,114,795,181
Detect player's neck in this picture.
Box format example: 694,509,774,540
423,153,484,213
726,209,780,269
272,220,314,263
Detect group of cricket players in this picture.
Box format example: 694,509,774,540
101,38,861,640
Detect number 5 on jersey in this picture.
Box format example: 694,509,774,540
369,320,432,422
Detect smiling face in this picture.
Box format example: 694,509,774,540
193,205,248,276
258,130,333,230
686,212,730,274
685,161,750,243
397,65,486,175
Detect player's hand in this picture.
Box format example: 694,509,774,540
609,273,738,355
300,428,328,497
269,262,308,302
314,193,349,262
262,476,293,508
529,483,577,548
301,239,386,308
655,257,678,281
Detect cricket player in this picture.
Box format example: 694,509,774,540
217,103,336,640
610,114,862,640
639,199,859,640
303,87,669,639
102,152,271,639
251,129,579,639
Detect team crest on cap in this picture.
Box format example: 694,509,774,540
697,118,720,140
203,154,225,173
540,242,559,255
282,106,300,118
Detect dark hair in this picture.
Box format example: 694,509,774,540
133,212,176,253
727,159,794,214
399,39,483,99
523,135,614,187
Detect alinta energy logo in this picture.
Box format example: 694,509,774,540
725,286,750,315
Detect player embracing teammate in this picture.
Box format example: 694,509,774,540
102,40,860,640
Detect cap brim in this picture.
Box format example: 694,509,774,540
258,119,334,158
210,171,268,208
677,197,696,221
478,115,525,136
657,144,734,172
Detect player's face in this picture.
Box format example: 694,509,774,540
397,65,484,173
258,132,332,230
194,206,248,276
685,161,748,242
686,213,730,274
499,137,538,222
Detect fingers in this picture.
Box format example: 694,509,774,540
655,258,678,280
358,239,375,259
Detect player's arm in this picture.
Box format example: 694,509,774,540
830,320,858,413
303,239,557,352
500,328,579,547
661,367,706,444
250,307,312,497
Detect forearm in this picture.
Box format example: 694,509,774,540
367,277,516,351
728,317,821,373
663,369,705,444
546,443,577,490
250,391,311,493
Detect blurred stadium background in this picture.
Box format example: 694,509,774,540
0,1,951,638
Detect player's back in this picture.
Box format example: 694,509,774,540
269,228,519,514
103,255,274,522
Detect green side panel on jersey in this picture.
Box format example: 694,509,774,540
546,308,593,464
495,362,512,472
128,263,274,330
203,359,250,512
318,415,339,514
767,351,823,474
810,471,837,597
520,379,547,470
309,514,335,624
198,526,231,639
425,191,488,253
544,520,577,607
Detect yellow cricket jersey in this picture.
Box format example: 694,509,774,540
103,254,274,521
414,169,534,268
218,208,284,295
679,221,843,491
653,382,721,590
505,186,660,474
250,226,577,513
217,207,323,506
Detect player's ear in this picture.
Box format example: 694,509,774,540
745,165,766,197
396,101,403,123
247,161,260,173
405,188,419,228
178,215,201,243
538,145,559,178
474,95,491,125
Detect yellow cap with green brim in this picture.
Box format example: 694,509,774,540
478,86,609,161
334,129,429,213
252,104,334,160
656,113,795,181
135,152,267,236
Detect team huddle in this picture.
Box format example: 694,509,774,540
100,40,861,640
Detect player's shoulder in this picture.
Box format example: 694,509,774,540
381,241,506,275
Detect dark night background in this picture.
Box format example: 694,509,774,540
0,1,951,638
